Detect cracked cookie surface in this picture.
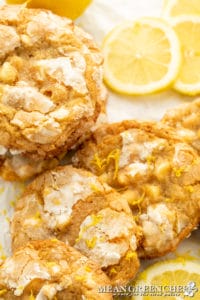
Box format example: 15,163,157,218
162,97,200,154
0,239,112,299
72,120,200,258
11,165,141,285
0,4,106,181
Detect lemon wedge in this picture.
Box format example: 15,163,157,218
6,0,92,20
130,258,200,300
163,0,200,18
172,16,200,95
102,17,181,95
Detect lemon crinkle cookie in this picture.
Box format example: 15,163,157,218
162,97,200,154
72,120,200,258
11,165,141,285
0,240,112,299
0,4,106,181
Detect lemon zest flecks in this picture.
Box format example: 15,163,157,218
92,153,106,171
184,185,194,193
133,215,139,222
90,183,102,193
53,198,61,205
46,262,58,268
109,267,117,276
75,275,86,282
9,200,16,207
173,167,185,178
107,149,120,179
159,224,166,234
99,237,105,243
84,265,91,272
0,187,5,194
52,181,59,191
75,236,81,244
85,237,97,249
192,158,199,166
92,149,120,179
0,253,7,262
33,211,42,221
16,285,24,294
91,214,103,226
82,214,102,233
29,290,35,300
76,214,102,243
43,187,51,197
51,238,58,243
146,155,156,166
128,195,144,207
165,198,174,203
5,216,10,223
129,192,145,221
116,186,128,193
26,212,42,227
125,251,137,261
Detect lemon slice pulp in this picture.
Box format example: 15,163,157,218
172,16,200,95
163,0,200,18
130,258,200,300
102,17,181,95
6,0,92,20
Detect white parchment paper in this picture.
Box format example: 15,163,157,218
0,0,199,269
77,0,195,123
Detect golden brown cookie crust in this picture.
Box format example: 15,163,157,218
0,4,107,180
0,240,112,300
11,165,141,285
162,97,200,153
72,120,200,258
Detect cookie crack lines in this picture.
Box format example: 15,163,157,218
11,165,141,287
72,117,200,258
0,3,200,300
4,82,200,298
0,4,106,181
0,240,113,300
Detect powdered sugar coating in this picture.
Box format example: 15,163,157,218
0,4,106,180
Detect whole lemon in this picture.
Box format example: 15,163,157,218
6,0,92,19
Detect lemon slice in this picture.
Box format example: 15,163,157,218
6,0,92,20
130,258,200,300
163,0,200,18
172,16,200,95
102,17,181,95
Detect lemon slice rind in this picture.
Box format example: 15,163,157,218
132,258,200,300
162,0,182,18
171,15,200,95
162,0,200,19
102,17,181,95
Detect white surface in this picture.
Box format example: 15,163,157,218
0,0,199,270
0,180,25,261
77,0,195,123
